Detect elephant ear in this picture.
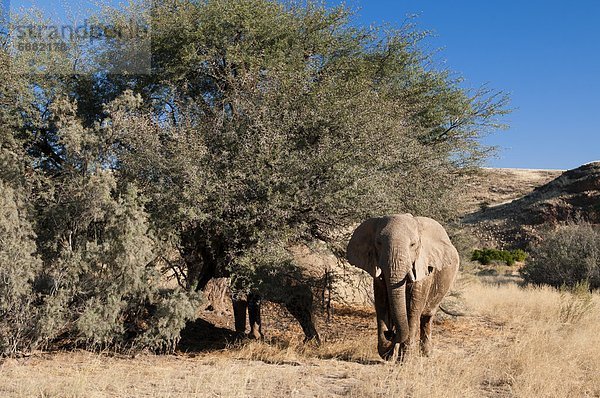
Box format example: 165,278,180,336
413,217,452,281
346,218,380,278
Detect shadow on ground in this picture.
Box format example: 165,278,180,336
178,318,238,353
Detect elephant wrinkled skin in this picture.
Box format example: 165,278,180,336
346,214,459,361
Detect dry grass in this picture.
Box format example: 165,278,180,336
1,277,599,397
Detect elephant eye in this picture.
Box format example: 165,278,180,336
410,242,417,247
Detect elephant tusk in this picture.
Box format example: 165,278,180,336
408,263,417,282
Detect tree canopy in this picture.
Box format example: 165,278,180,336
112,0,508,288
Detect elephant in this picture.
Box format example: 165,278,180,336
231,283,320,344
346,214,459,361
180,230,320,343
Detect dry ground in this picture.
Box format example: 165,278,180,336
2,275,599,398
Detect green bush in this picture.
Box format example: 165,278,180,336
471,248,528,266
520,223,600,289
0,178,42,356
35,174,202,352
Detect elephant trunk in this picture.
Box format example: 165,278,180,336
387,274,410,346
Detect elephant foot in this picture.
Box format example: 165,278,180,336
304,333,321,346
233,331,246,343
380,340,417,362
420,340,432,357
378,340,394,360
378,343,406,363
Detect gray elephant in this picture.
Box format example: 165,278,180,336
346,214,459,360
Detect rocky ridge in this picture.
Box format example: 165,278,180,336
464,162,600,248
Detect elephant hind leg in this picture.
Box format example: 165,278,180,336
284,293,320,344
419,314,434,356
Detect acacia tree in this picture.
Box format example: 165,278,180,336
107,0,509,294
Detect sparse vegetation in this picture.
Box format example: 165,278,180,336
471,248,528,266
521,223,600,289
559,281,594,324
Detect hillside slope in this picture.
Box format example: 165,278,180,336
463,162,600,248
462,167,562,213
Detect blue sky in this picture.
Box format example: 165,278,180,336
7,0,600,169
337,0,600,170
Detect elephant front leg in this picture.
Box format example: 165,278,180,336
373,276,393,359
247,293,264,340
232,294,248,337
420,313,434,356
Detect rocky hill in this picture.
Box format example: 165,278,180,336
462,167,562,213
464,162,600,248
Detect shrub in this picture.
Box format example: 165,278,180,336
471,248,528,266
0,150,42,355
0,180,42,355
36,174,202,351
558,281,594,324
520,223,600,289
510,249,525,264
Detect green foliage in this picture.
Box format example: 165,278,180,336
111,0,509,293
521,223,600,290
35,172,202,351
0,176,42,355
512,249,528,263
471,248,528,266
0,84,200,353
0,45,44,355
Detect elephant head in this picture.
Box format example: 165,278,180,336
346,214,456,359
